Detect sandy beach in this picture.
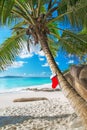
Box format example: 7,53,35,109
0,84,84,130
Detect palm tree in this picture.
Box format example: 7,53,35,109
0,0,87,128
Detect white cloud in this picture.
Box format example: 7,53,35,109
20,51,33,58
39,57,45,61
68,54,72,58
37,50,45,57
42,62,49,67
68,60,74,64
10,61,27,68
68,54,74,58
19,43,33,59
30,43,44,57
42,61,59,68
30,44,45,57
19,42,45,59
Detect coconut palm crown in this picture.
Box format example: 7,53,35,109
0,0,87,70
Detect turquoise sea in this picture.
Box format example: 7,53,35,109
0,77,51,93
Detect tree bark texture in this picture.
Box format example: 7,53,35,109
38,32,87,129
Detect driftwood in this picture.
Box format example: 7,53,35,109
13,97,48,102
25,88,61,92
64,65,87,101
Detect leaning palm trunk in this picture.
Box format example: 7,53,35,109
38,32,87,129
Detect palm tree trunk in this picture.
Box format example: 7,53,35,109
38,33,87,129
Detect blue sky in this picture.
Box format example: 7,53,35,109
0,25,80,77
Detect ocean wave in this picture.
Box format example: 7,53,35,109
0,83,51,94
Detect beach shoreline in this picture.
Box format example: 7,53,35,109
0,83,52,94
0,84,84,130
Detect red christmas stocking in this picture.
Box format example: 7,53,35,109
50,74,59,89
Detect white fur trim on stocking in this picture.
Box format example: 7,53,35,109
50,73,56,79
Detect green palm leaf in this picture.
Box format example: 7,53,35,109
58,32,87,57
0,0,15,24
47,0,87,28
48,38,59,57
0,0,87,70
0,31,25,70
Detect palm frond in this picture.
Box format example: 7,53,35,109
47,0,52,11
37,0,42,17
0,31,25,70
0,0,15,24
48,38,59,57
12,21,27,29
47,22,60,41
67,3,87,27
80,27,87,34
48,24,87,44
11,21,28,37
58,32,87,57
47,0,87,28
0,0,87,70
11,9,30,24
14,1,34,24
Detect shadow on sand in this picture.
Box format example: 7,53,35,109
0,114,71,127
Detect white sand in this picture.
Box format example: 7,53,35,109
0,84,84,130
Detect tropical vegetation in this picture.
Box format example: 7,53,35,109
0,0,87,128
